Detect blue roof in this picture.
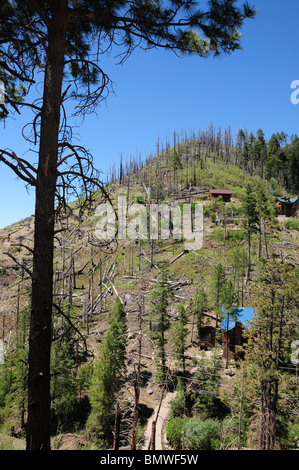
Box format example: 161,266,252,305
276,196,298,204
221,307,256,331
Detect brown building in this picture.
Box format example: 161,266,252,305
275,196,299,218
221,307,255,365
222,322,244,363
209,189,233,202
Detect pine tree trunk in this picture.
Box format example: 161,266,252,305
247,234,251,280
264,220,269,259
26,8,67,450
257,222,262,258
259,385,267,450
113,403,121,451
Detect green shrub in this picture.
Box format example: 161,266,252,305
166,417,185,449
203,203,212,216
227,230,247,241
169,390,186,418
136,195,144,204
210,228,246,242
183,418,221,450
284,219,299,231
284,421,299,449
210,213,216,223
210,227,225,241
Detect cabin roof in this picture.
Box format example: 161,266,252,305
276,196,298,205
221,307,256,331
209,189,233,195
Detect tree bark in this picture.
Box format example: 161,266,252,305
247,233,251,281
26,5,68,450
113,403,121,451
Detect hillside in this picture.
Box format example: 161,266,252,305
0,133,298,451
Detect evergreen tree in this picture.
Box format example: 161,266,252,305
266,134,282,182
190,285,208,340
210,263,226,337
221,280,241,368
192,347,223,418
0,343,28,433
241,138,250,172
228,246,248,305
253,129,267,178
241,184,259,280
255,183,275,259
0,308,30,432
283,137,299,192
236,128,246,165
171,303,188,388
88,297,127,440
50,326,91,432
244,261,299,450
150,269,174,385
109,296,127,333
244,133,256,175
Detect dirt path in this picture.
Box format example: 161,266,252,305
142,392,176,450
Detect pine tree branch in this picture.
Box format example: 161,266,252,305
0,150,37,186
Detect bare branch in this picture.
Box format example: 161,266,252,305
52,303,88,359
0,149,37,186
4,252,33,278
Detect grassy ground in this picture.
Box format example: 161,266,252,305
0,433,26,450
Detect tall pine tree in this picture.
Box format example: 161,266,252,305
150,269,174,385
242,184,259,280
88,297,127,440
244,261,299,450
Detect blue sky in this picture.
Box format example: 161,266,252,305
1,1,299,229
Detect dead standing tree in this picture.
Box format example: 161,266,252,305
0,0,255,450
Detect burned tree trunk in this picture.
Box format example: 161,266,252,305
26,9,68,451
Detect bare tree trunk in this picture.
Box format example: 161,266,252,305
247,234,251,281
113,403,121,451
26,7,67,450
259,386,267,450
148,421,156,450
257,221,262,258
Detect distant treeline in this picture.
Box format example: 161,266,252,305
106,126,299,195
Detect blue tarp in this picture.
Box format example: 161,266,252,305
221,307,256,331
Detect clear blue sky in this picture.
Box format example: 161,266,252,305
1,0,299,229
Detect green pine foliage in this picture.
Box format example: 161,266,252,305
0,308,29,434
191,347,224,419
190,285,208,338
171,303,188,390
166,417,185,449
88,297,127,440
150,269,174,385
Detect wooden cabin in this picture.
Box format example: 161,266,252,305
222,322,244,363
209,189,232,202
221,307,255,364
275,196,299,218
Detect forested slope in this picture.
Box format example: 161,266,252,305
0,127,298,450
